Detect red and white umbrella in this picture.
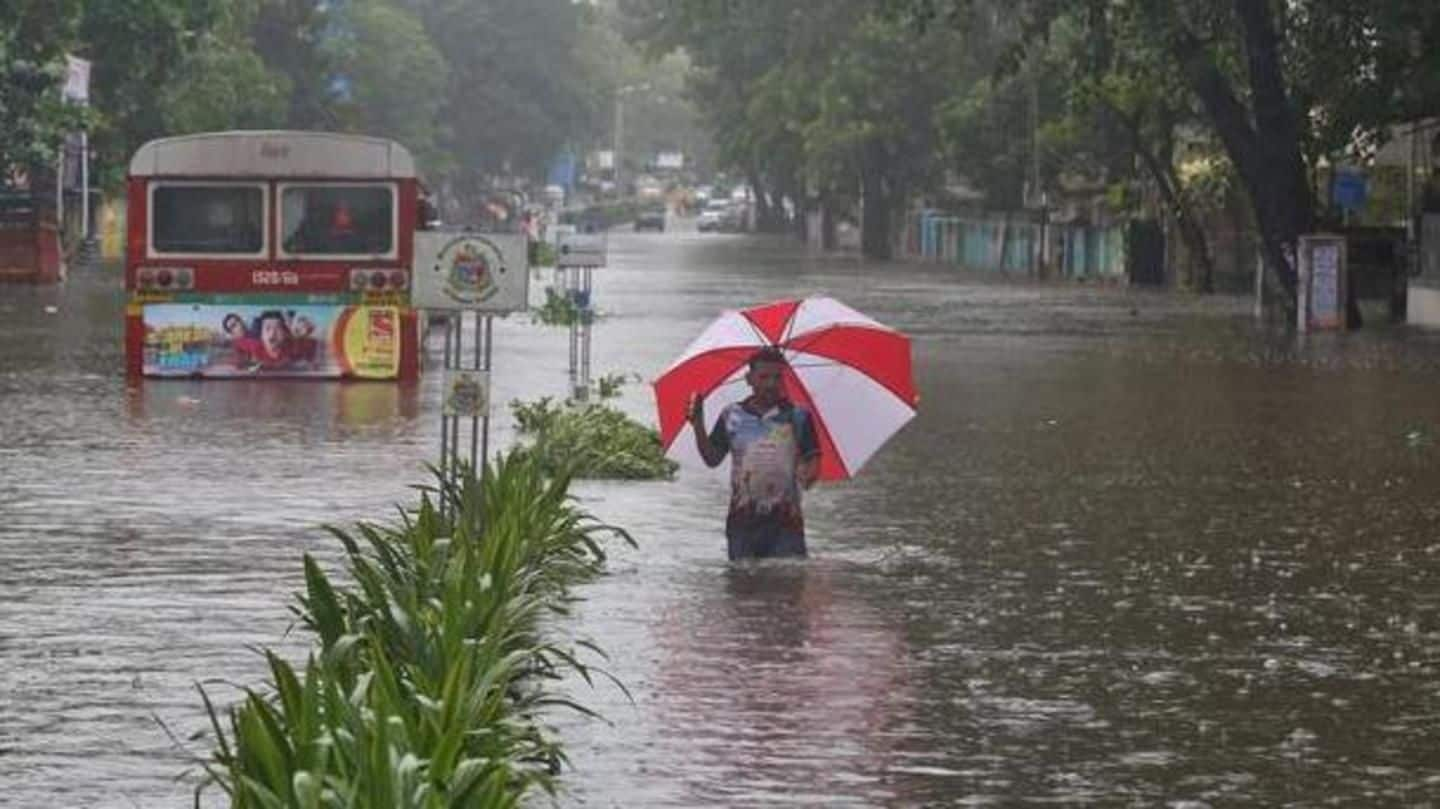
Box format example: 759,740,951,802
654,297,918,481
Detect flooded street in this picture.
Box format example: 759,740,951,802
5,227,1440,806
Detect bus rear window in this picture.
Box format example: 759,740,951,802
152,185,264,254
281,185,394,256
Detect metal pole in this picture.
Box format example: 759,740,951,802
480,315,492,474
450,316,462,486
581,267,593,394
614,94,624,194
470,311,481,472
56,149,64,248
439,314,453,518
567,268,579,396
80,131,89,242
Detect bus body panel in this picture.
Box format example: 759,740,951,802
124,133,422,383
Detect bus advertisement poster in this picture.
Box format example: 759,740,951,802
141,303,401,379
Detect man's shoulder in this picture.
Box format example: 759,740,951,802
784,402,814,422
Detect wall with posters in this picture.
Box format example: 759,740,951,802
142,303,401,378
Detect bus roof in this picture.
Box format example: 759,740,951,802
128,131,418,179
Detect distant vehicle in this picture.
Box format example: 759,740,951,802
634,208,666,232
542,184,565,208
730,186,751,203
636,176,665,200
697,201,732,233
693,185,713,204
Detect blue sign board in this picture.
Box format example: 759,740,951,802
1333,169,1367,213
547,152,578,192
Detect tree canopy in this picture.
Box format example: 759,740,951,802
1,0,652,201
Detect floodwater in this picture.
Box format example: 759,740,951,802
5,223,1440,807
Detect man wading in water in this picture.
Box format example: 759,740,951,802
688,347,821,560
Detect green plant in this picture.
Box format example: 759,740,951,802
193,454,632,808
511,378,677,481
530,241,558,268
531,287,595,327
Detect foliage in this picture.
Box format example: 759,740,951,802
330,0,450,173
407,0,603,190
5,0,634,199
895,0,1440,310
531,286,592,328
194,454,633,807
158,3,291,137
531,241,558,269
77,0,238,187
511,375,678,481
0,1,89,174
251,0,337,128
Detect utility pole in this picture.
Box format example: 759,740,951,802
612,83,650,196
613,92,624,194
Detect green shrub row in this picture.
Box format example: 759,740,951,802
195,454,633,808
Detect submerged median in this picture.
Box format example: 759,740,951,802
194,453,633,807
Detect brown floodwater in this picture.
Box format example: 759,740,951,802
4,225,1440,807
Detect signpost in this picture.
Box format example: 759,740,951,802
1297,234,1347,333
412,231,528,515
555,232,606,399
63,56,91,246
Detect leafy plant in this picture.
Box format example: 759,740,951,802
192,453,633,808
531,286,597,327
511,376,677,481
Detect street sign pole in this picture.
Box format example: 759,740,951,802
412,231,527,523
556,233,606,401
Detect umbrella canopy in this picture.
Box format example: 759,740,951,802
654,297,918,481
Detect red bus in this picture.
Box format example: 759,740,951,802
125,131,422,381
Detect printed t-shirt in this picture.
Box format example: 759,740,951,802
709,398,820,559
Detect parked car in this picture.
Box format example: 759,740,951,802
634,208,666,232
697,201,731,232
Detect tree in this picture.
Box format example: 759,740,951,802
622,0,955,253
251,0,338,128
330,0,449,172
159,2,291,136
77,0,234,186
0,1,88,176
900,0,1440,318
410,0,604,193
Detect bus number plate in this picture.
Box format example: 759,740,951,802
252,270,300,286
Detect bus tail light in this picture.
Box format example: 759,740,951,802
348,268,406,292
135,267,194,291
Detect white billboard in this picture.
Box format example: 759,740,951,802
656,151,684,170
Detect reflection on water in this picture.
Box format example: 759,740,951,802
6,237,1440,806
651,562,913,807
127,378,421,430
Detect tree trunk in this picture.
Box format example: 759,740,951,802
746,169,769,232
1104,99,1217,293
1164,4,1314,318
821,197,837,250
861,143,893,259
